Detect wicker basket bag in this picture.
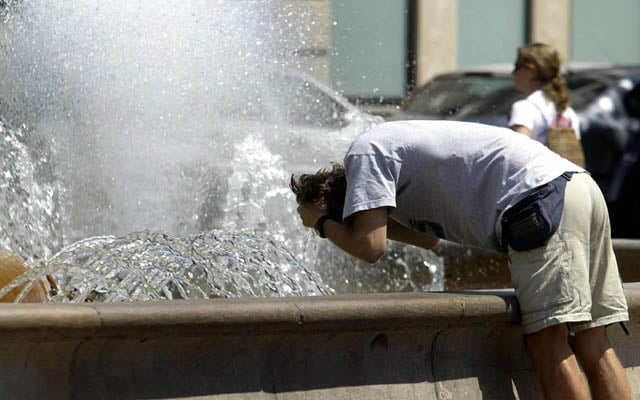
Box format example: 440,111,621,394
547,126,586,168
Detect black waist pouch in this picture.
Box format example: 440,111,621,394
501,173,573,251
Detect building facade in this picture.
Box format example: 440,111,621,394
289,0,640,102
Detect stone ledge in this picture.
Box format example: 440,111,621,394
0,287,637,399
0,286,636,340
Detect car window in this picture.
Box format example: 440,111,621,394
455,86,523,119
268,74,349,129
404,74,513,117
567,77,612,111
213,79,270,122
623,83,640,118
209,74,350,128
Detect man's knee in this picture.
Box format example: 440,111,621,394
524,323,569,350
572,326,612,361
524,324,574,366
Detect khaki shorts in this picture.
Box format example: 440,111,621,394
508,173,629,335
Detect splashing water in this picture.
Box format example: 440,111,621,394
0,121,62,262
0,1,443,301
43,230,331,302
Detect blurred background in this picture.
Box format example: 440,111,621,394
276,0,640,103
275,0,640,239
0,0,637,299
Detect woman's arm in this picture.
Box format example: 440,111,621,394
511,124,533,137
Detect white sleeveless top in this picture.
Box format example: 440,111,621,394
509,90,581,143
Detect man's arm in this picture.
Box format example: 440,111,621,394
386,217,440,251
321,208,388,264
297,203,438,263
296,202,388,263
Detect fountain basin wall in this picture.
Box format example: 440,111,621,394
441,238,640,290
1,286,639,399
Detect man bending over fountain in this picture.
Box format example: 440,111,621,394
290,120,630,399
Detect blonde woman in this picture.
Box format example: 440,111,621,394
509,43,581,143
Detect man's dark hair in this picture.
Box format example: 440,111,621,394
290,162,347,221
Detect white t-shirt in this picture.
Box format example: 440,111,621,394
509,90,581,143
342,120,583,252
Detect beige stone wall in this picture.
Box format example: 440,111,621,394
0,1,576,94
414,0,458,86
286,0,574,91
302,0,332,83
413,0,573,84
275,0,332,84
530,0,571,63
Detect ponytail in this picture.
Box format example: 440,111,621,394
517,43,571,113
542,75,570,113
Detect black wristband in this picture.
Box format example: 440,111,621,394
314,215,332,238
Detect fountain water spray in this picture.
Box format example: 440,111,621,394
0,0,441,300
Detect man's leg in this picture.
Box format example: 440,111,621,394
524,323,590,399
570,326,631,400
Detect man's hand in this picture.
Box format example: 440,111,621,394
296,202,326,228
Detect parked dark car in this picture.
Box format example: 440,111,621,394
394,66,518,121
392,65,640,238
572,68,640,238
